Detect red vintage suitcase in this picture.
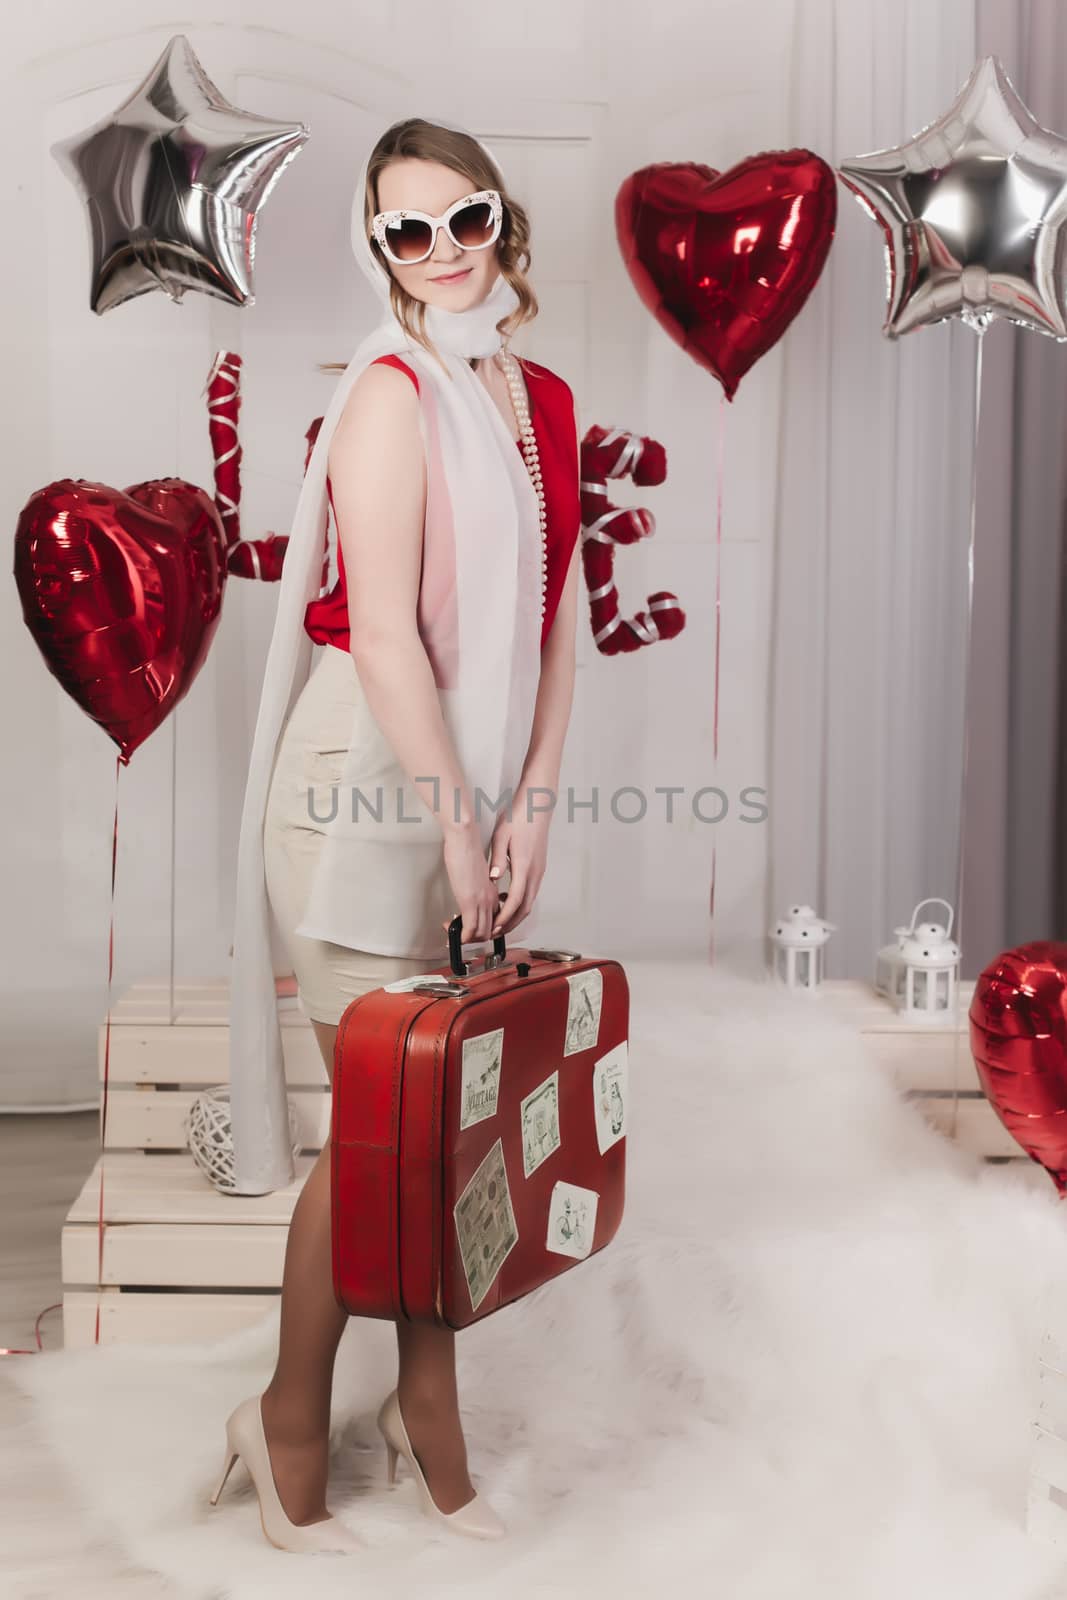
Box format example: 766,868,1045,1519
330,915,629,1328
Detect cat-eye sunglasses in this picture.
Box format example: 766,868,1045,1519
371,189,503,266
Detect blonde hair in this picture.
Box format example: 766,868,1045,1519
320,117,537,380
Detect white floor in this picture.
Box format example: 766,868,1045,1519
6,962,1067,1599
2,1110,184,1595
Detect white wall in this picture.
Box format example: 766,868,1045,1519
0,0,796,1104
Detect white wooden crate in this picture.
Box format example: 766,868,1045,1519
95,980,329,1151
820,978,1023,1160
61,1150,314,1346
1028,1285,1067,1547
62,972,1022,1348
63,979,327,1347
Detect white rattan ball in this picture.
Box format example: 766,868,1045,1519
185,1084,304,1194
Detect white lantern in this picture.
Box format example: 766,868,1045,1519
769,903,835,991
874,897,960,1019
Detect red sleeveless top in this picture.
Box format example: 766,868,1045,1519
304,353,579,653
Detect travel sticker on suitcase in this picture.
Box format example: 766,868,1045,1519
459,1026,504,1130
563,967,603,1055
546,1180,599,1259
592,1039,628,1154
520,1071,561,1177
453,1138,518,1310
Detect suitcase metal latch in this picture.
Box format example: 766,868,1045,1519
528,947,582,962
412,980,468,998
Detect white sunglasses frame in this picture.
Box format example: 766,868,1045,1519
371,189,504,266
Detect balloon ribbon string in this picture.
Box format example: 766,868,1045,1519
94,753,121,1346
949,332,984,1137
708,390,726,964
0,752,122,1355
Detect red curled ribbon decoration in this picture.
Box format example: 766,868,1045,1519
579,424,686,653
203,350,317,584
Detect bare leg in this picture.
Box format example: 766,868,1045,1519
395,1320,476,1514
260,1015,475,1522
259,1017,347,1526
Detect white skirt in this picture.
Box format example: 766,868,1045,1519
262,645,444,1024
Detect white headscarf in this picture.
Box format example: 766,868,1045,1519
227,114,543,1195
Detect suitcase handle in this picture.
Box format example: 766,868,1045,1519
446,897,507,976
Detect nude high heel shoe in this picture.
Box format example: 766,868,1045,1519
376,1388,506,1540
209,1393,364,1555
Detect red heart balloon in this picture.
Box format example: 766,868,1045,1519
14,478,227,764
615,151,837,400
969,941,1067,1194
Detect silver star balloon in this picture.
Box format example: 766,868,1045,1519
51,34,309,314
838,55,1067,339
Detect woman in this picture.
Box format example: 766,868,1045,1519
214,114,581,1554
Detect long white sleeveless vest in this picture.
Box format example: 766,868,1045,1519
227,121,541,1195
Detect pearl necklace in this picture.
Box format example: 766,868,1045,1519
490,346,548,623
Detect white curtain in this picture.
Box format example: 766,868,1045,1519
972,0,1067,953
770,0,981,976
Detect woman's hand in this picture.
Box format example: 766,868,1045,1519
486,787,551,937
440,821,502,945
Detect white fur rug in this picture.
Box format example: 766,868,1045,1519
11,962,1067,1599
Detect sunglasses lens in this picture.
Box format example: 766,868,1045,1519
450,200,495,248
384,217,434,262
